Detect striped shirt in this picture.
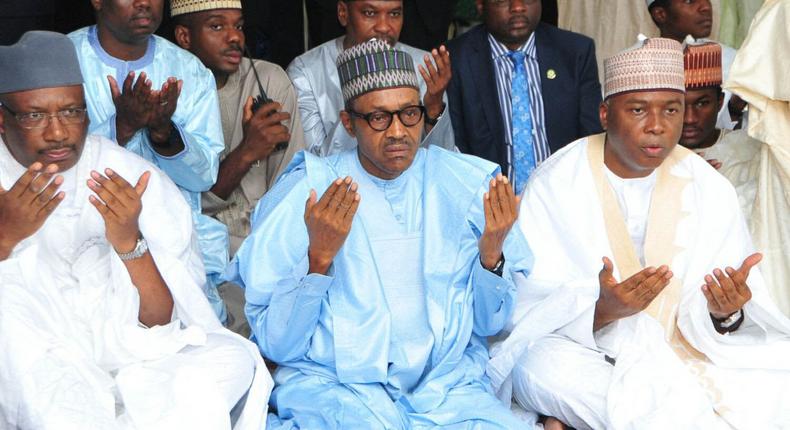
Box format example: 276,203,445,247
488,32,551,179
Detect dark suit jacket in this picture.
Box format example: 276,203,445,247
447,23,603,175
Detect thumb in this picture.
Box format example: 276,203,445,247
108,75,121,100
305,189,317,211
135,171,151,196
599,256,616,286
738,252,763,278
243,96,254,125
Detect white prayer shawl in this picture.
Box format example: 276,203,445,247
489,135,790,429
723,0,790,317
0,135,272,429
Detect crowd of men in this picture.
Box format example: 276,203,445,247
0,0,788,429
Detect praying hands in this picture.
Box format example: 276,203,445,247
108,72,183,149
87,168,150,254
702,252,761,322
0,162,64,260
304,177,360,275
594,258,674,331
478,174,520,270
418,45,451,125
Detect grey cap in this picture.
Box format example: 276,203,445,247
0,31,84,94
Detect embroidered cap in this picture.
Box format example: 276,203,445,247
0,31,84,94
170,0,242,17
683,41,722,89
336,39,419,105
603,36,685,100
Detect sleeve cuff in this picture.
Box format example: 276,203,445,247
472,257,512,302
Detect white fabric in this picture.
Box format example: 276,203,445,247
723,0,790,318
0,135,272,429
603,167,656,265
490,136,790,429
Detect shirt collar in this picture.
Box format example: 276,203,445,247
487,31,537,61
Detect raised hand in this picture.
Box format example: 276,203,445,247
109,71,155,145
702,253,760,320
148,77,183,144
0,162,64,259
240,98,291,163
87,169,150,254
304,177,360,275
594,257,673,331
418,45,451,122
478,174,520,270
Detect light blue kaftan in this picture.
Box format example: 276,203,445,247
230,146,533,429
68,26,228,321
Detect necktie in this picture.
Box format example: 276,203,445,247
508,50,536,195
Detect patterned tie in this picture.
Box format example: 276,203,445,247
508,50,536,195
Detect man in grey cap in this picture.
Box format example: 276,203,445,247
0,31,271,429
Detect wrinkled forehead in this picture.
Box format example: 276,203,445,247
353,86,420,110
1,85,86,110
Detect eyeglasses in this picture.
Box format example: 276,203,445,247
349,105,425,132
0,104,88,130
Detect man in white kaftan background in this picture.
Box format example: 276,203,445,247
231,39,532,429
286,0,455,156
67,0,229,322
0,31,272,429
488,37,790,429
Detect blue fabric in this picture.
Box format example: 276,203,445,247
230,147,533,429
68,26,228,322
508,51,537,195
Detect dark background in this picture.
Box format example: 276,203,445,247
0,0,559,69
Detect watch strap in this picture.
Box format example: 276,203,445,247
118,237,149,261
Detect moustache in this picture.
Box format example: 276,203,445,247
222,45,243,56
39,144,75,153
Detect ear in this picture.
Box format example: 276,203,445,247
475,0,484,17
716,91,725,112
338,1,349,28
650,6,668,28
340,110,356,137
599,101,609,130
174,25,191,50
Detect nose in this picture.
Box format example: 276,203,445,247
227,26,243,45
699,0,712,13
42,115,68,143
374,14,393,36
133,0,151,9
644,110,666,135
385,113,408,139
510,0,527,12
683,104,698,126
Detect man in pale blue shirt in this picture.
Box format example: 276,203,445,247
68,0,229,321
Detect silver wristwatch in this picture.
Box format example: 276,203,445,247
117,237,149,261
718,309,743,329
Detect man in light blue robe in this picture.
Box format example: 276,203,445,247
68,0,228,321
286,0,455,156
231,39,531,429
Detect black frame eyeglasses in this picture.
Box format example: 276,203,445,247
0,103,88,130
349,105,425,132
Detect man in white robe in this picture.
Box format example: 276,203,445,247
488,37,790,429
286,0,455,156
0,31,272,429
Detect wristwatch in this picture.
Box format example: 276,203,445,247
117,236,149,261
484,255,506,277
712,309,744,333
425,103,446,126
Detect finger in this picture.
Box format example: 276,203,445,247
261,111,292,127
599,256,616,287
134,171,151,197
88,194,114,220
104,168,138,200
725,266,752,301
122,71,135,95
91,170,127,205
108,75,121,100
622,267,654,293
713,268,738,304
437,45,451,69
487,178,499,223
495,175,513,218
87,176,125,214
317,179,343,211
637,266,671,301
502,175,518,219
338,182,358,217
483,192,494,226
418,64,433,88
23,164,59,203
704,274,729,310
34,175,64,207
737,253,762,279
424,52,439,79
242,96,254,125
431,47,448,74
9,162,43,197
132,71,147,95
37,191,65,218
329,177,352,212
342,192,361,223
304,188,317,219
